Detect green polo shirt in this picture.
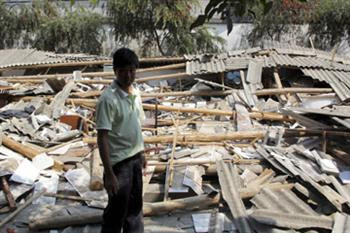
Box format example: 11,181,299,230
95,80,144,165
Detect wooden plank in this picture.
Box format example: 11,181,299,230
89,148,103,191
29,193,220,230
2,135,63,171
273,70,288,101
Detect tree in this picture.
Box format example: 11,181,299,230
308,0,350,50
191,0,308,34
248,0,314,46
106,0,225,56
0,0,106,54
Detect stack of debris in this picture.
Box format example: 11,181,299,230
0,46,350,233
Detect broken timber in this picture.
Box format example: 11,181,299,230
1,135,63,171
29,193,220,231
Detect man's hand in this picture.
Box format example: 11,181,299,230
104,172,119,196
141,153,147,170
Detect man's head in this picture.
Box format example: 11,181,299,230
113,48,139,88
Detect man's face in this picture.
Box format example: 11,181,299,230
115,65,136,87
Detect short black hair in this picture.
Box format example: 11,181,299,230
112,48,139,70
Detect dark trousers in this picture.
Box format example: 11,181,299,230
101,153,144,233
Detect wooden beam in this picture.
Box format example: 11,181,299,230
1,135,63,171
29,193,220,230
1,177,16,210
89,148,104,191
273,70,288,101
254,87,333,96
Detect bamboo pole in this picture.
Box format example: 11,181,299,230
142,104,291,121
254,87,333,95
164,114,180,201
16,87,333,101
17,97,291,121
83,131,266,145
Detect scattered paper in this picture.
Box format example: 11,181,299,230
33,153,54,170
192,213,211,233
34,173,59,205
339,171,350,184
10,159,40,185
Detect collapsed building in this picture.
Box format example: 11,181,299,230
0,46,350,232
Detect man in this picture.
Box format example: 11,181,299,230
96,48,145,233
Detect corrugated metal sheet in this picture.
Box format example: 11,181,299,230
272,54,350,71
262,40,350,63
0,49,107,69
216,160,253,233
186,59,225,75
301,68,350,101
332,213,350,233
250,209,333,230
251,188,318,216
254,55,276,67
224,57,250,71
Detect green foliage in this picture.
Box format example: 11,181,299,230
248,0,314,46
0,0,105,54
0,0,223,56
107,0,224,56
0,2,23,49
33,4,105,54
309,0,350,50
191,0,308,34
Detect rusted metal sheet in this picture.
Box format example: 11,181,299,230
216,160,253,233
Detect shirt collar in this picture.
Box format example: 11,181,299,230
111,80,134,98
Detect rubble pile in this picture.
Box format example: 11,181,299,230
0,46,350,232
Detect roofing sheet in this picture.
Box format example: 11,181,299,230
250,209,333,230
332,213,350,233
272,54,350,71
251,188,318,216
185,59,225,75
301,68,350,101
216,160,253,233
0,49,107,69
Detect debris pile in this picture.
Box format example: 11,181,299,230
0,46,350,232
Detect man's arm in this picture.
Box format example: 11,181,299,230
97,129,118,195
